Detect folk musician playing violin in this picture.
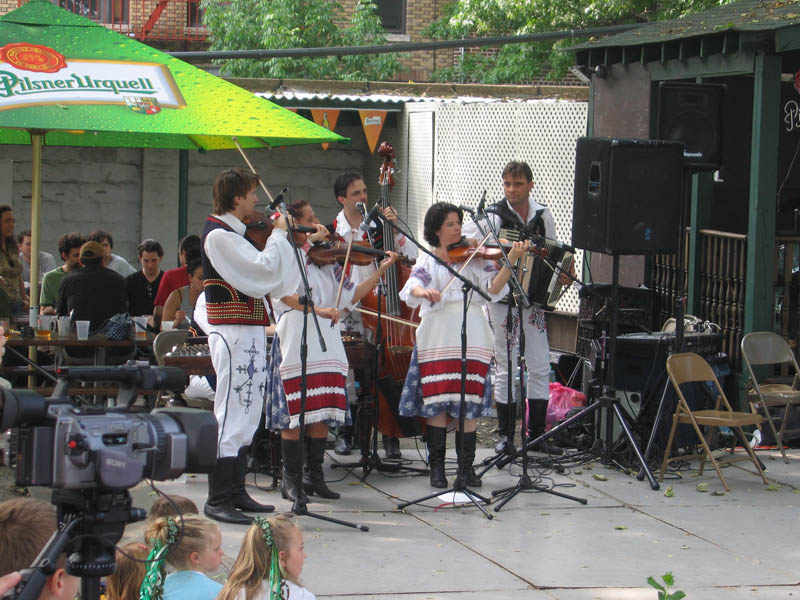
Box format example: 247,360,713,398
329,170,418,459
461,160,575,457
266,199,399,504
398,202,528,490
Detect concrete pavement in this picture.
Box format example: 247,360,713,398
122,445,800,600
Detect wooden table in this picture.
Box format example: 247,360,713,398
6,333,152,366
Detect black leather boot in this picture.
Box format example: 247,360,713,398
204,457,253,525
231,446,274,513
382,436,402,459
456,430,482,487
303,437,340,499
527,398,564,456
494,402,510,454
334,426,353,455
426,425,448,488
280,438,307,504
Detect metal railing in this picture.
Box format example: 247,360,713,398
21,0,208,41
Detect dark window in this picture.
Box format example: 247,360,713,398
374,0,406,34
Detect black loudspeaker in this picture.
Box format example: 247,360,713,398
572,137,684,255
657,82,725,170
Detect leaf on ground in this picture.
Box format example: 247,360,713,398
664,486,674,497
767,483,780,491
574,469,583,475
680,544,690,549
711,490,726,496
592,473,608,481
614,525,627,530
348,481,361,485
696,482,709,492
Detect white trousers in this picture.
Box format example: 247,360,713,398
486,302,550,404
208,323,269,458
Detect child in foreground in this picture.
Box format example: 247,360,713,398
218,514,313,600
106,542,148,600
142,515,224,600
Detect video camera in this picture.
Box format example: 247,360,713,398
0,365,218,600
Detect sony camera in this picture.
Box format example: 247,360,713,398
0,365,217,490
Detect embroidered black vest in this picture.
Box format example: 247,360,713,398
490,199,546,240
201,216,269,326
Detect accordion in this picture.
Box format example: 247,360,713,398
499,226,574,311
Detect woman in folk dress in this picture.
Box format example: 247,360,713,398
399,202,527,489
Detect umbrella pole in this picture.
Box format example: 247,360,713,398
28,131,43,388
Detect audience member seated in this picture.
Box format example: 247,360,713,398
106,542,148,600
0,205,28,317
126,239,164,320
153,234,200,331
162,259,203,330
56,241,127,331
87,229,136,277
18,230,56,289
40,232,85,315
0,497,81,600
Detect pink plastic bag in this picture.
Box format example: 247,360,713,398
546,382,586,430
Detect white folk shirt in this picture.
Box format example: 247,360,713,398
332,208,417,285
461,193,556,242
204,212,299,301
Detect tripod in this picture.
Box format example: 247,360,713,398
331,275,427,480
5,489,146,600
489,294,587,511
397,285,494,520
490,255,660,490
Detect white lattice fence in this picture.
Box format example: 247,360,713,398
405,99,588,313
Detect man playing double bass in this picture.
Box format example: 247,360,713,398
328,170,417,458
462,160,571,456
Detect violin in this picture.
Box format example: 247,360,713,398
446,238,547,263
243,210,273,251
307,236,387,267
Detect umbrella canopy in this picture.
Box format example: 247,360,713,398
0,0,347,149
0,0,347,311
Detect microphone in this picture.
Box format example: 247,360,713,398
476,190,487,214
291,225,318,234
268,187,289,211
359,203,381,232
458,205,476,215
355,201,367,219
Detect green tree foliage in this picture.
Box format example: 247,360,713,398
425,0,737,83
200,0,401,80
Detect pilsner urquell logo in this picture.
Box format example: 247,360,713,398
0,42,168,113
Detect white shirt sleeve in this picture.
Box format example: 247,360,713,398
204,229,299,299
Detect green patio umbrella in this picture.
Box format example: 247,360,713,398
0,0,347,305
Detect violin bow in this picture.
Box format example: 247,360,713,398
353,306,419,329
438,231,492,297
334,230,357,311
233,137,276,206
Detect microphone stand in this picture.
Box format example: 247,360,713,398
332,208,427,480
383,220,494,520
464,208,585,509
273,198,368,532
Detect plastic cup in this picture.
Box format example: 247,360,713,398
36,315,55,339
76,320,90,341
161,321,174,332
57,316,71,337
133,316,147,338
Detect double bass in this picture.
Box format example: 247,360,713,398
360,142,423,438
